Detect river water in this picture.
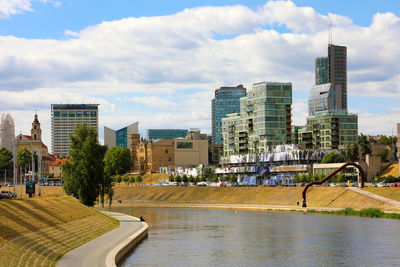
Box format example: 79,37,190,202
110,207,400,266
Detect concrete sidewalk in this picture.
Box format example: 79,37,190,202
58,212,146,267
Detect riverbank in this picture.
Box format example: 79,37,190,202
0,196,119,266
112,185,400,212
58,212,148,267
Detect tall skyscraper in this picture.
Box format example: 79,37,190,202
328,44,347,110
104,122,139,148
298,43,356,149
222,82,292,155
211,85,246,144
0,113,15,151
312,44,347,112
51,104,99,155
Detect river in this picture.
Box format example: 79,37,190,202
109,207,400,266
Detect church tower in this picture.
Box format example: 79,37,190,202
31,114,42,141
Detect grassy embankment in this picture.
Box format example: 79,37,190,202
363,187,400,202
307,207,400,219
0,196,119,267
112,185,400,211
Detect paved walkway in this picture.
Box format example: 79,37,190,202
58,212,144,267
348,187,400,209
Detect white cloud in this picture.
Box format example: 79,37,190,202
1,0,400,149
0,0,33,18
0,0,58,18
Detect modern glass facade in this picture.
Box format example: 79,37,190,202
315,57,328,85
116,127,128,147
222,82,292,156
146,129,188,140
300,110,358,149
308,83,343,116
211,85,246,144
104,122,138,149
51,104,99,155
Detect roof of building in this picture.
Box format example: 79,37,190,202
49,159,69,167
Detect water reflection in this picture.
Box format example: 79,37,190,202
110,207,400,266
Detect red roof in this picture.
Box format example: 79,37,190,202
49,159,69,167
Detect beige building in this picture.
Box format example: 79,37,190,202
16,114,51,172
48,159,69,177
130,130,208,174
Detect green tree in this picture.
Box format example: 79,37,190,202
377,136,397,146
189,176,195,184
294,173,300,183
104,146,131,176
212,175,219,183
136,174,143,183
181,174,188,184
169,175,174,182
115,175,122,184
107,186,114,208
175,176,182,183
377,149,389,162
122,175,129,183
358,133,371,161
129,176,136,183
201,175,207,182
345,144,359,162
17,148,38,171
321,151,345,163
62,124,108,206
230,174,237,183
0,147,13,177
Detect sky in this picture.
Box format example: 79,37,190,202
1,0,399,151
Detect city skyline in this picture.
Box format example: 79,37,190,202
1,0,399,148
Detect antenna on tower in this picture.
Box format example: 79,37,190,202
328,20,333,45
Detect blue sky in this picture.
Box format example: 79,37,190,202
1,0,400,150
2,0,399,38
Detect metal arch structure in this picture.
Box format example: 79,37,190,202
302,162,365,208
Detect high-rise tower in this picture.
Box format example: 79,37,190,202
328,44,347,110
0,113,15,151
51,104,99,155
211,85,246,144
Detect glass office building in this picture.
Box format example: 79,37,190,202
146,129,188,140
222,82,292,156
51,104,99,155
308,83,343,116
315,57,328,85
211,85,246,144
300,110,358,149
104,122,139,148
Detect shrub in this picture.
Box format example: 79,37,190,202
359,208,384,218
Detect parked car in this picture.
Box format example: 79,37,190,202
196,181,207,186
377,183,389,187
351,183,358,187
329,183,338,187
1,190,16,199
340,184,348,187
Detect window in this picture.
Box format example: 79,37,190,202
177,142,193,149
165,149,168,154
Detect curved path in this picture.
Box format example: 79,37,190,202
348,187,400,209
58,212,146,267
